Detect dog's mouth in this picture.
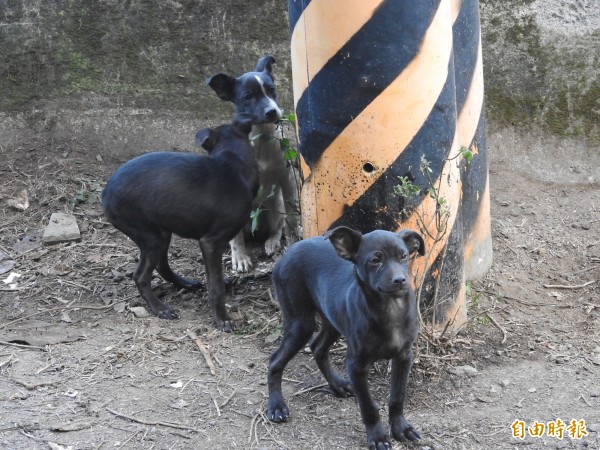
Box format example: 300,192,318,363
377,285,408,295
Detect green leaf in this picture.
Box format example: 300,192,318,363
284,148,298,161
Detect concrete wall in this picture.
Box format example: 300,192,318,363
480,0,599,183
0,0,292,159
0,0,598,180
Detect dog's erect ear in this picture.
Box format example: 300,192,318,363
398,230,425,256
255,55,276,75
195,128,218,152
325,226,363,261
232,114,253,136
207,73,236,101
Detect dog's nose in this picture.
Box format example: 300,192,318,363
265,108,279,120
393,276,406,286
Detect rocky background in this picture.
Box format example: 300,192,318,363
0,0,598,181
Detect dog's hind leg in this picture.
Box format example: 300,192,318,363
267,309,315,423
156,233,203,291
310,319,353,397
132,230,180,320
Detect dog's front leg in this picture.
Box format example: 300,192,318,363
389,350,420,442
347,359,392,450
229,231,252,272
200,239,235,332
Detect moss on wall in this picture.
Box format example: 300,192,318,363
481,0,600,141
0,0,292,115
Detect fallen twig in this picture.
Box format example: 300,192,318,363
186,330,216,376
0,302,117,330
9,377,70,390
248,411,261,445
486,313,507,344
211,393,221,417
291,383,330,397
106,407,199,433
0,340,47,351
0,354,16,368
220,389,237,408
543,280,596,290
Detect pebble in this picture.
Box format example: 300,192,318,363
447,365,478,377
588,423,600,432
500,378,510,387
130,306,151,318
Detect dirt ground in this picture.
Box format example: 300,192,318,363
0,135,598,450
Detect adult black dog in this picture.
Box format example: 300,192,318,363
102,117,258,332
267,226,425,449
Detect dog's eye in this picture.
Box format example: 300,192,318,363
400,253,408,261
243,92,253,102
266,86,276,97
370,253,382,265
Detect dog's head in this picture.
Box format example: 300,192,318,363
207,55,282,125
325,227,425,297
195,115,253,154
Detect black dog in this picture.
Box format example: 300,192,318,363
101,117,258,332
208,56,299,272
267,226,425,449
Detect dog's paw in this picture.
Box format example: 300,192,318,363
264,236,282,256
155,307,180,320
231,252,253,272
214,318,236,333
330,379,354,398
390,416,421,442
367,432,393,450
267,401,289,423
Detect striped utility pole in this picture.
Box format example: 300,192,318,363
288,0,492,332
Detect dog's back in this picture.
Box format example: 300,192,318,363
272,236,361,334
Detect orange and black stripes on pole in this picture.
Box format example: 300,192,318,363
454,0,493,281
288,0,491,330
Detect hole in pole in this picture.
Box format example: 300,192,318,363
363,162,375,174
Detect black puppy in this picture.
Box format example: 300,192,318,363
101,117,258,332
267,226,425,449
208,56,299,272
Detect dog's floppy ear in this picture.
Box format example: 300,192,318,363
195,128,218,152
207,73,236,101
255,55,276,75
398,229,425,256
325,226,363,261
232,114,253,136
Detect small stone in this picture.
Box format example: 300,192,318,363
130,306,151,318
500,201,510,206
447,365,478,377
96,154,103,162
500,379,511,387
528,387,536,393
580,222,591,230
489,385,500,394
42,213,81,245
587,423,600,432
